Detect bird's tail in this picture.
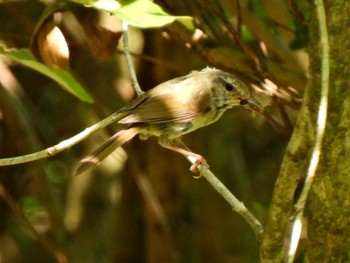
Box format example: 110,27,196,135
76,127,140,175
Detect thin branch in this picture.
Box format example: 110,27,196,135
189,160,263,240
286,0,329,261
122,21,143,96
0,112,121,166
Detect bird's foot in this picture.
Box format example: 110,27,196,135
189,155,209,177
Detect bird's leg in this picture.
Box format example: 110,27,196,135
158,137,208,173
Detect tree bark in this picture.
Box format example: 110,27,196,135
261,0,350,261
307,0,350,260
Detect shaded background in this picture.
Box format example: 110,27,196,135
0,0,309,262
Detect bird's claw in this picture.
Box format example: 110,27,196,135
190,157,209,178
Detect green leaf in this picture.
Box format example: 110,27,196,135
68,0,194,30
0,45,93,103
114,0,194,30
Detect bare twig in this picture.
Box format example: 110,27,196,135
196,164,263,240
286,0,329,261
122,21,143,96
0,112,121,166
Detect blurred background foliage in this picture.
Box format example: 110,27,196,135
0,0,310,262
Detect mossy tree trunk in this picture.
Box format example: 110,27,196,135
261,0,350,261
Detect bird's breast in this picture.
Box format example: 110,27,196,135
191,107,226,129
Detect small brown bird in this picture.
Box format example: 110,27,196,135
76,68,260,175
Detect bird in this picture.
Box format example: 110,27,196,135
76,67,260,175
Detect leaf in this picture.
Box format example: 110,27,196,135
68,0,194,30
114,0,194,30
0,45,93,103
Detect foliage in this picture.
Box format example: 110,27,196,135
0,0,193,103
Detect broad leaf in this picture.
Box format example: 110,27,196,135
114,0,194,30
0,45,93,103
68,0,194,30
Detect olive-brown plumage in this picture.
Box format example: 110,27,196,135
76,68,259,174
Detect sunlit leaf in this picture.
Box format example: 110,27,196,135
113,0,194,30
67,0,194,30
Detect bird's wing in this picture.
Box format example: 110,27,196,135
118,78,210,124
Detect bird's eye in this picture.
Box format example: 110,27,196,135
225,83,234,91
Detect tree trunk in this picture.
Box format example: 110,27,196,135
307,0,350,260
261,0,350,261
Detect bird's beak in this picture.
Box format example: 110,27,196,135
238,97,264,112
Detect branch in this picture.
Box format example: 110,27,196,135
0,112,121,166
188,158,263,240
122,21,143,96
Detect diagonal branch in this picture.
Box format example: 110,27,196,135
0,111,121,166
196,163,263,240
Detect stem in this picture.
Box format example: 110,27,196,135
122,21,143,96
198,164,263,240
0,112,121,166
